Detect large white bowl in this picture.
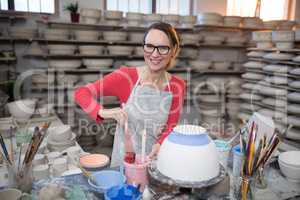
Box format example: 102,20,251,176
128,32,144,43
48,60,81,70
74,30,100,41
104,10,123,20
107,46,133,55
278,157,300,182
79,45,104,55
80,8,101,18
48,45,77,55
49,125,72,142
157,125,220,182
279,151,300,168
126,12,144,20
83,59,113,69
103,31,127,41
44,29,69,40
7,99,37,120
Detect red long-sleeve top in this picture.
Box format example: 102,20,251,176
74,66,186,144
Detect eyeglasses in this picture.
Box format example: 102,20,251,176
143,43,171,55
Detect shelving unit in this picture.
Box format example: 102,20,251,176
241,43,300,151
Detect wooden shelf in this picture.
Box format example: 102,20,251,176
247,47,300,53
23,54,146,59
194,24,269,32
248,57,300,66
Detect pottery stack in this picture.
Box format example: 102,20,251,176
240,30,300,152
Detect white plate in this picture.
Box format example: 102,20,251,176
247,51,266,58
264,76,290,85
258,108,287,120
262,98,287,108
287,104,300,114
288,81,300,89
288,92,300,103
286,128,300,141
243,61,265,69
239,93,263,101
241,83,260,90
292,55,300,62
263,53,294,60
240,103,261,111
289,68,300,76
242,72,265,80
258,85,287,96
263,64,291,73
287,115,300,127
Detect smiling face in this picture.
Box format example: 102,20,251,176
143,29,175,72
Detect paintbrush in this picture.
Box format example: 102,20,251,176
23,126,39,165
9,127,14,166
0,133,11,165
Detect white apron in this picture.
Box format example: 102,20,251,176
110,72,173,167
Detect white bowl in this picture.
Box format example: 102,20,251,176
126,12,143,20
104,10,123,20
81,17,99,24
49,125,72,142
144,14,162,22
224,16,241,27
37,103,54,117
213,61,231,70
48,45,76,55
80,8,101,18
74,30,100,41
83,59,113,69
107,46,133,55
179,48,198,58
128,32,144,43
252,31,272,42
189,60,211,71
279,159,300,182
256,42,273,49
279,151,300,168
181,33,201,44
272,31,294,42
275,42,294,49
157,125,220,182
81,74,100,82
134,46,144,56
44,29,69,40
180,15,196,24
48,60,81,70
7,99,37,120
103,31,127,41
79,45,104,55
163,14,180,22
123,60,145,67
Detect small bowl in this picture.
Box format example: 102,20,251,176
88,170,126,193
278,151,300,168
278,160,300,182
49,125,72,142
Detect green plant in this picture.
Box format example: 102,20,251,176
64,2,78,14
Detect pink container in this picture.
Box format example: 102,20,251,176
124,155,150,190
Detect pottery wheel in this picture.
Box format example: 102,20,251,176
148,159,226,189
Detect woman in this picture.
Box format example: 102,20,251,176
74,22,186,167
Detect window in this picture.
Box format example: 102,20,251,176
0,0,55,14
156,0,191,15
107,0,152,14
226,0,290,21
106,0,191,15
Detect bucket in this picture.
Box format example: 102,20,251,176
214,139,231,169
104,184,142,200
124,154,150,190
88,170,126,193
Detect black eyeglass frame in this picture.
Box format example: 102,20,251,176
142,43,171,55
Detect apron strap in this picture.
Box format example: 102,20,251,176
135,68,171,92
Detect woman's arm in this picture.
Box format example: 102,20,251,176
74,67,135,123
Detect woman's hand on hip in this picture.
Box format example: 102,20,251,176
148,143,161,160
98,107,127,126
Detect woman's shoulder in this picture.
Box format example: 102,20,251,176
169,74,186,87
